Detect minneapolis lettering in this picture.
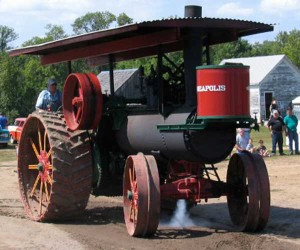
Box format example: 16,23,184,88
197,85,226,92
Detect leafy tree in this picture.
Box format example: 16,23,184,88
117,13,133,26
211,39,253,64
251,40,281,56
0,25,18,51
22,24,68,47
45,24,68,41
281,29,300,67
22,36,50,47
0,53,23,120
72,11,116,34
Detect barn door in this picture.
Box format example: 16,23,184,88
264,92,274,119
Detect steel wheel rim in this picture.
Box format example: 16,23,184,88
18,117,53,220
123,153,160,237
227,152,260,231
251,153,270,231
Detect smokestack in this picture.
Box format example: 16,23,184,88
185,5,202,18
183,5,203,107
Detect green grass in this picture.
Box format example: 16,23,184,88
247,125,289,154
250,125,272,149
0,125,292,164
0,144,18,162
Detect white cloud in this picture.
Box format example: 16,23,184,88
0,0,40,12
260,0,300,14
217,2,253,17
0,0,297,47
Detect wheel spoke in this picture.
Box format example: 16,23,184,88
44,181,50,202
130,206,134,222
129,166,133,184
28,164,38,170
47,175,53,185
78,86,83,98
75,106,82,122
39,180,43,215
30,138,40,160
46,148,52,160
43,131,47,152
38,127,42,153
30,175,41,197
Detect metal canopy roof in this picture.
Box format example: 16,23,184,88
9,17,273,66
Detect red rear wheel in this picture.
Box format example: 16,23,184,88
123,153,160,237
18,112,92,221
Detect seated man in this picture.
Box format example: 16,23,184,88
36,78,62,112
235,128,249,153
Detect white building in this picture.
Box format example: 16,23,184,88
221,55,300,122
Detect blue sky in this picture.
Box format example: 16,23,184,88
1,0,299,47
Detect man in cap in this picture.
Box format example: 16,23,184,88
36,78,62,112
267,109,286,156
284,106,299,155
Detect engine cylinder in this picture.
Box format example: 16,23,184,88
116,108,235,164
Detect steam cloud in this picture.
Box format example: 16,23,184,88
168,199,195,227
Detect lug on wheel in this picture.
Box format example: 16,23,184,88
123,153,160,237
227,151,270,232
18,112,92,221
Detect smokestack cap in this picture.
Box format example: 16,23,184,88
185,5,202,18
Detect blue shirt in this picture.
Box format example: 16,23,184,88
284,115,298,132
36,89,62,111
0,115,8,129
236,133,249,151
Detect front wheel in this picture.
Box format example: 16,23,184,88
227,151,270,232
123,153,160,237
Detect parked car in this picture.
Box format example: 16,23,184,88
0,126,9,147
8,118,26,144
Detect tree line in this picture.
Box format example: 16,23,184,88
0,11,299,122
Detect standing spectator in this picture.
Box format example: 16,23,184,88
0,112,8,129
284,107,299,155
267,110,286,156
235,128,249,153
36,78,62,112
269,98,279,118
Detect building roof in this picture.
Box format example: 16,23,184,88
292,96,300,104
9,17,273,66
98,69,138,94
220,55,286,85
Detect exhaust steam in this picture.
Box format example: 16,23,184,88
167,199,195,227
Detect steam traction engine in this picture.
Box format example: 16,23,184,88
10,6,273,237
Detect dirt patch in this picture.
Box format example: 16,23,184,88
0,151,299,249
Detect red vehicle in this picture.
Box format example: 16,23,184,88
9,6,273,237
8,118,26,144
